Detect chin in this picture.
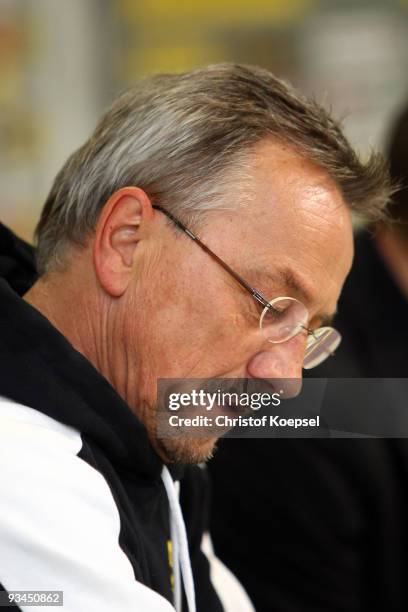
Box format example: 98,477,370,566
156,435,219,465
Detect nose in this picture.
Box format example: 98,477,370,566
246,333,306,398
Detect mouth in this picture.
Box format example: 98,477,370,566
212,397,252,418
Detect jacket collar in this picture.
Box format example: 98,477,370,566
0,278,163,480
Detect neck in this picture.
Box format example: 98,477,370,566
22,265,167,460
23,267,107,379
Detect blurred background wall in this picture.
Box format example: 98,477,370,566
1,0,407,242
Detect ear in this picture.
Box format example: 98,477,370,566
93,187,154,297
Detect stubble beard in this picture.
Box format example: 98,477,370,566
136,398,219,465
155,434,218,465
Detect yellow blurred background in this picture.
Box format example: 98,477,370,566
1,0,408,242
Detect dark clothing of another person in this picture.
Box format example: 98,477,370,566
209,231,408,612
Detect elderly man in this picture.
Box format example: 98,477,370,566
0,63,390,611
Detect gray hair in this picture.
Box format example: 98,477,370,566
35,62,392,275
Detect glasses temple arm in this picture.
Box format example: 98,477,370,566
153,204,274,311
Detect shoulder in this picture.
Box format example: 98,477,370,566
0,395,82,455
0,396,174,611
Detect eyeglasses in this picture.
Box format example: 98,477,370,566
153,205,341,369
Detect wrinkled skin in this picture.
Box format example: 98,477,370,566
25,139,354,464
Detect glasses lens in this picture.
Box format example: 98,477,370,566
260,297,309,343
303,327,341,369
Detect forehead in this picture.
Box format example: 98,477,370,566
211,140,354,317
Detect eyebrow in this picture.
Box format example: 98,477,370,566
246,265,315,303
245,265,336,328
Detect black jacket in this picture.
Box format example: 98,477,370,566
0,223,223,612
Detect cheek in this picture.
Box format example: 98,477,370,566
138,291,249,376
152,298,234,349
133,253,255,375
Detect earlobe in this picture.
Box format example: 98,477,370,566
93,187,153,297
